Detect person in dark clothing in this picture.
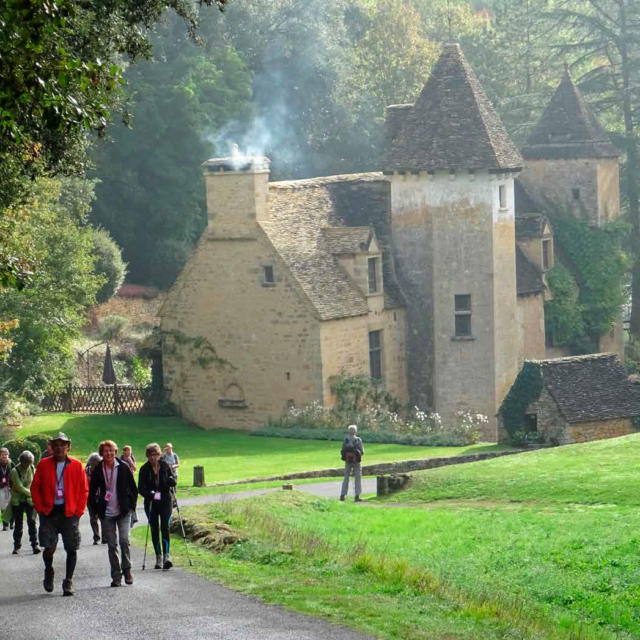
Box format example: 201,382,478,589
0,447,12,530
138,442,176,570
89,440,138,587
85,453,103,544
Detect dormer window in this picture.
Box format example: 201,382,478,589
368,257,379,294
262,265,275,286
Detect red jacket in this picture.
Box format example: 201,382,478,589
31,456,88,517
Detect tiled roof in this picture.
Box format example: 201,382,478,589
261,173,404,321
515,214,549,239
522,69,619,160
322,227,372,254
516,246,544,296
538,354,640,422
385,43,523,172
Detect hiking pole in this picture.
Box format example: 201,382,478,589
171,488,193,567
142,518,150,570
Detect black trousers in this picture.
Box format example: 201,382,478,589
13,502,37,548
145,499,172,556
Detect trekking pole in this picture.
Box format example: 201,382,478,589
171,489,193,567
142,519,150,570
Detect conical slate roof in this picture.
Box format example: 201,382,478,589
385,43,522,173
522,68,618,160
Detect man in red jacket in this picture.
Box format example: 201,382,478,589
31,432,88,596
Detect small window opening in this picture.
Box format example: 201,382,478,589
369,330,383,381
263,265,274,284
498,185,507,209
454,294,472,337
368,257,379,294
542,239,551,271
285,371,290,380
524,414,538,433
572,188,580,200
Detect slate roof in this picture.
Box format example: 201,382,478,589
322,227,372,254
522,69,619,160
260,173,404,321
385,43,523,173
516,246,544,296
515,214,549,239
537,354,640,422
514,179,542,216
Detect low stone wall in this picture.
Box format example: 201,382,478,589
207,448,529,487
567,418,635,444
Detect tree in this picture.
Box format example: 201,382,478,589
549,0,640,337
91,14,252,287
0,179,102,397
91,228,127,304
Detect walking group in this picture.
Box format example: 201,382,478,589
1,433,181,596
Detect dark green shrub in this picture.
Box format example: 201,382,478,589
1,438,41,464
25,433,50,455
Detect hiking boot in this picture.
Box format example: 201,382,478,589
2,523,7,531
110,578,122,587
162,555,173,570
123,568,133,585
12,547,19,555
154,555,162,570
43,567,54,593
62,579,74,596
339,496,345,501
355,496,362,502
32,545,41,554
93,536,100,545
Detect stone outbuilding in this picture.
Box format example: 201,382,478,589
499,354,640,444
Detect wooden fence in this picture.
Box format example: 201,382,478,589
41,385,173,416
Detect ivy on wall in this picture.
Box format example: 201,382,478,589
499,361,543,438
545,209,628,353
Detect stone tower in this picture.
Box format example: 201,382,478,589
384,43,523,439
519,67,620,226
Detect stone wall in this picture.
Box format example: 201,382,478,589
390,170,519,440
567,418,635,443
526,386,566,444
519,158,619,226
517,293,546,363
162,229,324,430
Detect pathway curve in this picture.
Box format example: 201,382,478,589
0,478,377,640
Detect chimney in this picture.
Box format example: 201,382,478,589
202,150,270,239
385,104,412,147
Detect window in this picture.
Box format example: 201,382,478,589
524,413,538,433
368,257,379,294
498,185,507,209
263,265,274,285
369,330,383,381
542,239,551,271
454,294,472,337
572,188,580,200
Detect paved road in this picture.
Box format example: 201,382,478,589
0,480,377,640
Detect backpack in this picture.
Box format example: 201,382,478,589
342,439,361,463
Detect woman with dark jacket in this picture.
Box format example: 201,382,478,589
138,442,176,570
89,440,138,587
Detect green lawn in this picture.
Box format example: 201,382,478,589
156,434,640,639
15,413,503,488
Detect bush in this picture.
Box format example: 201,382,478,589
2,438,41,464
25,433,50,454
91,228,127,304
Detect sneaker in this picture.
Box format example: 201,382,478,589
62,579,74,596
32,545,41,555
12,547,19,555
43,567,54,593
162,556,173,571
110,578,122,587
123,568,133,585
154,555,162,570
2,523,7,531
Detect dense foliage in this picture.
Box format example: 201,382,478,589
91,227,127,303
498,361,543,442
0,179,102,399
545,211,628,352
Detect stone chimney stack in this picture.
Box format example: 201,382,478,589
202,152,270,239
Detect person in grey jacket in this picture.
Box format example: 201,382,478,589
340,424,364,502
